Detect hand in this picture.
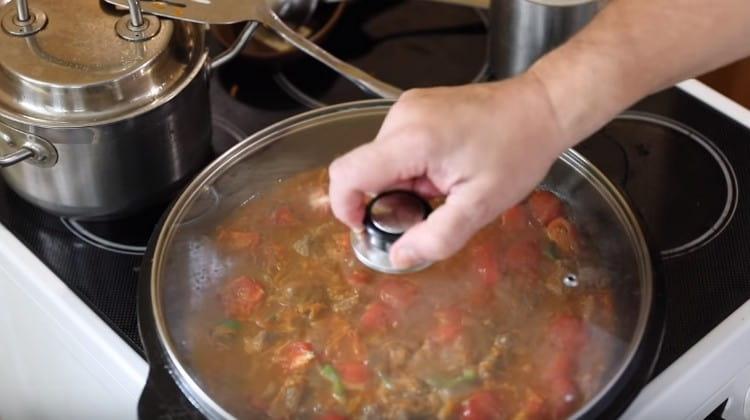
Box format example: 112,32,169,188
328,74,568,269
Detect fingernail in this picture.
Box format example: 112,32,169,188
392,247,423,270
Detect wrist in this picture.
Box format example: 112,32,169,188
525,36,651,151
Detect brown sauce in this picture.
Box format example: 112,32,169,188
188,167,619,420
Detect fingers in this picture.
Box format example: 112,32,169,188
389,180,503,269
328,140,428,230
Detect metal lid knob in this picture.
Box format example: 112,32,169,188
352,190,432,274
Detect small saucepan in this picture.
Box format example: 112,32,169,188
0,0,260,219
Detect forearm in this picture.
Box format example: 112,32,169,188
528,0,750,150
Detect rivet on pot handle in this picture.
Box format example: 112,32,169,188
2,0,47,36
0,121,58,168
115,0,161,42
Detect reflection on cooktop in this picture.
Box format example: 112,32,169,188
578,111,737,258
274,0,488,106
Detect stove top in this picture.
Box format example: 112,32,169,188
577,94,750,375
0,0,749,417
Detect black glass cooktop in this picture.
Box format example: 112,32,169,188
0,0,749,417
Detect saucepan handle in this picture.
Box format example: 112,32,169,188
263,13,403,99
209,21,262,72
0,121,58,168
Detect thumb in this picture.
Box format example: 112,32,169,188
389,182,503,269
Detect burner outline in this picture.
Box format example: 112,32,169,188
60,217,147,256
60,187,221,256
617,111,738,259
213,115,247,145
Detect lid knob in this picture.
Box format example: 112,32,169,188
352,190,432,274
2,0,47,36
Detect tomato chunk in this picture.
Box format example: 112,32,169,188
548,314,587,352
528,190,563,226
271,206,297,226
515,389,547,420
336,361,371,389
318,414,348,420
216,229,261,251
471,243,501,288
459,390,504,420
274,341,316,372
431,307,464,343
501,205,530,230
379,280,418,309
359,302,395,331
546,376,581,418
504,239,541,277
219,276,265,319
346,269,372,287
546,217,577,253
541,315,586,417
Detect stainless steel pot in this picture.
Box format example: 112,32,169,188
488,0,607,79
0,0,256,218
137,100,664,418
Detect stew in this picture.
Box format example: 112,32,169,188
188,167,620,419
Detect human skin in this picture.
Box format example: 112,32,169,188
329,0,750,269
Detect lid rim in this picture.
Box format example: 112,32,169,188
0,51,209,128
147,101,655,419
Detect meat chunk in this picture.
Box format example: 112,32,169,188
385,341,410,370
478,335,509,380
267,371,308,418
546,217,578,254
216,229,261,251
244,330,272,354
410,336,472,374
378,376,442,419
327,284,359,314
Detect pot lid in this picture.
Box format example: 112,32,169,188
147,101,655,419
0,0,206,127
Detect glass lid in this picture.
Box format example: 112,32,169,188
150,100,653,419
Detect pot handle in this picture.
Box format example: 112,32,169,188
0,121,58,168
264,13,403,99
208,21,261,72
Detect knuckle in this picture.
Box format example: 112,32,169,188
399,88,426,102
328,159,346,182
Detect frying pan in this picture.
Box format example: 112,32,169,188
135,101,666,418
